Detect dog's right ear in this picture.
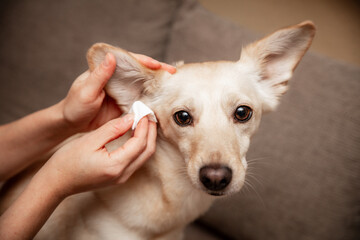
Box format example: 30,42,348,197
87,43,155,112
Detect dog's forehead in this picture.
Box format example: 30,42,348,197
161,61,260,104
171,61,257,87
175,61,235,83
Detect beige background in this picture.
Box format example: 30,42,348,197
199,0,360,66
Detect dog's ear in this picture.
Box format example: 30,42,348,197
240,21,315,112
87,43,156,112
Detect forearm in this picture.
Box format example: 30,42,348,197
0,169,65,239
0,101,74,180
0,116,154,239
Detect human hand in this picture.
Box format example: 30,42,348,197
129,52,177,74
39,115,156,197
61,52,175,132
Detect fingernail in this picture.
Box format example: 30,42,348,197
162,64,176,74
103,53,111,67
169,66,177,74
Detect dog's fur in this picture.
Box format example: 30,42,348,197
0,21,315,239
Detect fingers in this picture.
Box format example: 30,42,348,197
130,53,161,70
116,121,157,183
109,118,151,170
84,53,116,98
88,114,134,149
160,63,177,74
130,52,176,74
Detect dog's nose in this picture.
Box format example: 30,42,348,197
199,165,232,192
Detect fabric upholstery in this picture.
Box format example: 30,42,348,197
0,0,179,124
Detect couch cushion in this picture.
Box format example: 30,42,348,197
166,1,360,239
0,0,179,124
165,0,259,63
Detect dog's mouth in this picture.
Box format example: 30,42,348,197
206,190,226,196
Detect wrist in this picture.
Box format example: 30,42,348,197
0,164,66,240
34,161,70,201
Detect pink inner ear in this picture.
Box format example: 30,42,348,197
256,24,315,85
263,52,295,83
239,22,315,112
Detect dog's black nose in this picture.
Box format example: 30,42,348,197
199,165,232,192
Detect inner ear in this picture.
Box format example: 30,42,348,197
87,43,155,112
240,21,315,112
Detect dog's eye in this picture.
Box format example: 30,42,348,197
234,106,252,122
173,111,193,126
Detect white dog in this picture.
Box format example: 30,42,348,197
0,21,315,239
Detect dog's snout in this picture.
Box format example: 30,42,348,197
199,165,232,192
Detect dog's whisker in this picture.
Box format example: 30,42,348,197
243,179,266,208
240,181,251,195
247,156,268,162
246,174,265,189
246,157,271,167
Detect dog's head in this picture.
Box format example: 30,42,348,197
87,21,315,196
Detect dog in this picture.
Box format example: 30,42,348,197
0,21,315,239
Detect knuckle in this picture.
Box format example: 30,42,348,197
104,168,118,179
104,162,124,179
78,89,91,103
117,175,128,184
109,118,123,131
107,121,121,136
148,143,156,156
139,139,147,152
131,139,147,157
146,141,156,156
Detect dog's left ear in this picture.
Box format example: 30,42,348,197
240,21,316,112
87,43,157,113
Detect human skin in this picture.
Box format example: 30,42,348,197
0,52,175,239
0,116,156,240
0,53,175,181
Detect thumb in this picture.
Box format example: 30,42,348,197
85,53,117,97
88,114,134,149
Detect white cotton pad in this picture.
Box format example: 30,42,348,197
129,101,157,130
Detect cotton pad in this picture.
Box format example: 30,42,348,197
129,101,157,130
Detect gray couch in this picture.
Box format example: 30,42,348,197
1,0,359,239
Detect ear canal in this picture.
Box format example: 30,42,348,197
87,43,155,113
240,21,316,112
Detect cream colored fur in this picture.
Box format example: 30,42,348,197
0,21,315,239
